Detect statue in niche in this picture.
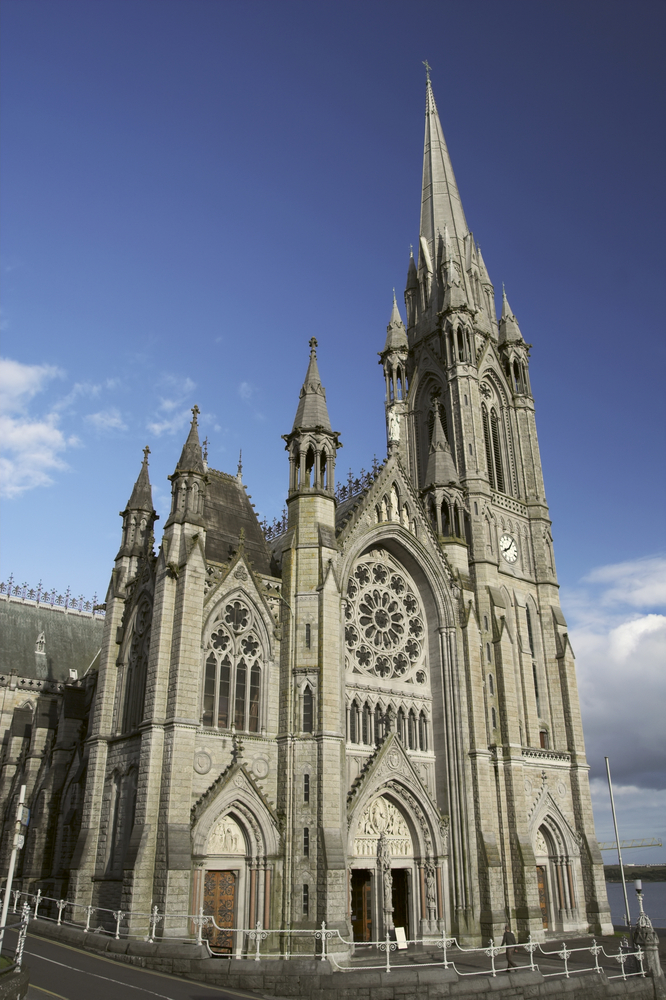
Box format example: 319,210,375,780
425,862,436,908
388,408,400,443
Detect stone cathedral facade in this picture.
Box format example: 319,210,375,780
1,77,612,950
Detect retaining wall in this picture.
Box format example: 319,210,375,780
27,919,666,1000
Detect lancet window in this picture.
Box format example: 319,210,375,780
482,402,506,494
122,597,151,733
202,599,263,733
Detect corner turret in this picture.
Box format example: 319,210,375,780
379,294,409,460
116,446,158,564
283,339,341,496
499,288,532,396
165,406,208,528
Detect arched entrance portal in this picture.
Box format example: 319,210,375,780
200,814,245,953
350,793,441,942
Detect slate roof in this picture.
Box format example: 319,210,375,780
0,597,104,682
204,469,273,575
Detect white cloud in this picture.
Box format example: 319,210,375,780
0,357,69,497
148,375,197,435
563,556,666,795
583,556,666,609
0,357,63,413
238,381,253,401
86,408,127,432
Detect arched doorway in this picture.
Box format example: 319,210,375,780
350,793,438,942
534,821,579,934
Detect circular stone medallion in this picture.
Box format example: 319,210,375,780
194,750,212,775
252,756,269,779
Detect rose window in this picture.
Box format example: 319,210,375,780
345,554,428,682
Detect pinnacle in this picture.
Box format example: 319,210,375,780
291,338,332,432
176,405,205,473
499,287,524,344
126,445,154,511
384,292,408,352
425,401,459,487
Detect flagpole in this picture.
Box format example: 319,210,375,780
605,757,630,928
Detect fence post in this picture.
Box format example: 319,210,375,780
149,905,160,943
12,889,20,913
84,905,93,933
558,942,571,978
33,889,42,920
591,938,602,973
525,933,538,973
57,899,66,926
250,921,267,962
486,937,498,977
14,903,30,970
113,910,123,940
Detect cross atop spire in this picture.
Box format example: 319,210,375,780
127,445,154,511
176,404,205,473
291,339,331,432
422,59,432,81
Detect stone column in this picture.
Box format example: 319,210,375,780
378,833,393,934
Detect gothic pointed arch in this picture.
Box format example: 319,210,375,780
346,735,447,861
191,763,280,859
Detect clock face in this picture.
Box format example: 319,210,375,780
499,534,518,564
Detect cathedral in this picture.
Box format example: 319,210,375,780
0,76,612,951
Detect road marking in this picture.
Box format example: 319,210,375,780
24,937,262,999
25,951,178,998
27,987,70,999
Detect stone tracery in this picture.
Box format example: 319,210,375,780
345,553,427,683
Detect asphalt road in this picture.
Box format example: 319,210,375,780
3,928,268,1000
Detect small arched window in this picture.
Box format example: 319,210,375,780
349,700,359,744
491,706,497,730
539,729,549,750
397,707,406,743
303,685,313,733
303,773,310,803
362,702,372,745
408,710,417,750
486,642,492,663
488,673,494,695
418,711,428,751
526,606,535,657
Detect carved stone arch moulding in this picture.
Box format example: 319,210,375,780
339,527,457,634
529,791,580,859
192,777,280,859
203,586,273,653
349,778,441,861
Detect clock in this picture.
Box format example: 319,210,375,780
499,534,518,563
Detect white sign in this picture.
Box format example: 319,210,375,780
395,926,407,950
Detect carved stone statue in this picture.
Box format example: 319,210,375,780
388,408,400,443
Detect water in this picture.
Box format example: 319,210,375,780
605,881,666,928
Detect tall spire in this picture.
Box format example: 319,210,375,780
291,338,332,431
420,71,468,266
127,446,154,511
176,405,205,473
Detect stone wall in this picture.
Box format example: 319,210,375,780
29,919,664,1000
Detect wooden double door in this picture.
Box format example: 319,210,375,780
202,869,236,953
351,869,373,941
536,865,549,928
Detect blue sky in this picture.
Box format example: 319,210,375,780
1,1,664,860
